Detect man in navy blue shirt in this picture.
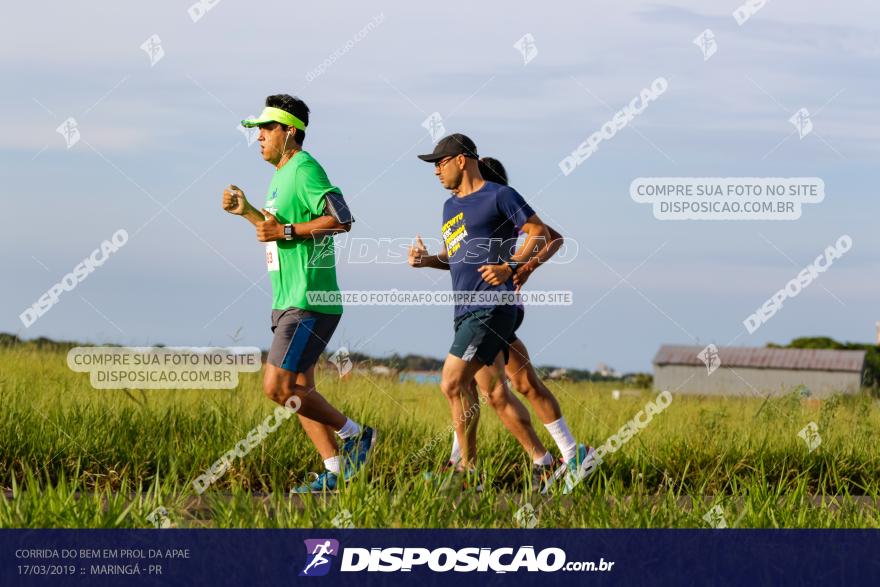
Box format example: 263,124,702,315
446,156,598,493
410,133,558,491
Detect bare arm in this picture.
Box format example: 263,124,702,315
223,185,263,226
478,213,550,286
289,215,352,238
421,249,450,270
241,203,265,226
409,236,449,270
513,224,564,288
255,212,350,242
223,186,353,241
511,215,551,264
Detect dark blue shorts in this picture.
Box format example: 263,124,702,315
507,306,525,344
449,307,517,366
267,308,340,373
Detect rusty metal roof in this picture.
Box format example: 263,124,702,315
653,345,866,372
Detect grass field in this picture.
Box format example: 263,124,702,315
2,346,880,528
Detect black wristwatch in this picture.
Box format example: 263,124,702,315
506,261,521,274
283,224,294,240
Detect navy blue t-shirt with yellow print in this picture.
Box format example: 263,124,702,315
441,181,535,318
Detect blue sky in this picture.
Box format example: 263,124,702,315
2,1,878,372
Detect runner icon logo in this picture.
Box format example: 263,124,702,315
300,539,340,577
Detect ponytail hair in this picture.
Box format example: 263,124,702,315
478,157,508,186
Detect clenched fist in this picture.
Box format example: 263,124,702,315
256,209,284,242
222,185,248,215
478,263,513,286
409,235,428,267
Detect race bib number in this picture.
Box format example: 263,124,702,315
265,242,280,272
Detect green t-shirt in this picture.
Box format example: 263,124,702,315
263,151,343,314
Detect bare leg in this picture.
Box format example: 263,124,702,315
462,380,480,467
293,367,339,460
440,355,486,470
473,353,548,461
263,363,347,448
505,338,563,424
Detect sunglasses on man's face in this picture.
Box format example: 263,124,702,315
435,156,458,170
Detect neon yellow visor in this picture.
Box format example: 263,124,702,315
241,107,307,131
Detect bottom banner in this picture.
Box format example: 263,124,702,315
1,529,877,585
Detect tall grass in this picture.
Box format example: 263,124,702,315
2,347,879,528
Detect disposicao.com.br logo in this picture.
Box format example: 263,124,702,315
299,540,614,575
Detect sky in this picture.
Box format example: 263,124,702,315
2,1,879,372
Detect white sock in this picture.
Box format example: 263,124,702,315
450,430,461,464
324,456,341,475
545,417,578,463
335,418,361,440
533,451,553,466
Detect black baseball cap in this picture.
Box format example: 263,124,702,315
417,133,479,163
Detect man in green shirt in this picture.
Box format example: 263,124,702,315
222,94,375,493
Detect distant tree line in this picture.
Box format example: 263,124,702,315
336,348,653,386
0,333,85,351
530,366,653,387
1,332,654,386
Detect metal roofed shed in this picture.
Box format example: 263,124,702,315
653,345,867,398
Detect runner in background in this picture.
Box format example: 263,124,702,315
450,155,598,489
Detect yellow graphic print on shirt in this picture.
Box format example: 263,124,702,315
442,212,467,256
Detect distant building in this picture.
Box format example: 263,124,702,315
547,368,569,380
595,362,621,378
653,344,866,398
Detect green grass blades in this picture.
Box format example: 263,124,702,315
2,347,880,528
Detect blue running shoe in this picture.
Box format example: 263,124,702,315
341,426,377,480
554,443,585,480
291,470,338,494
555,443,600,494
